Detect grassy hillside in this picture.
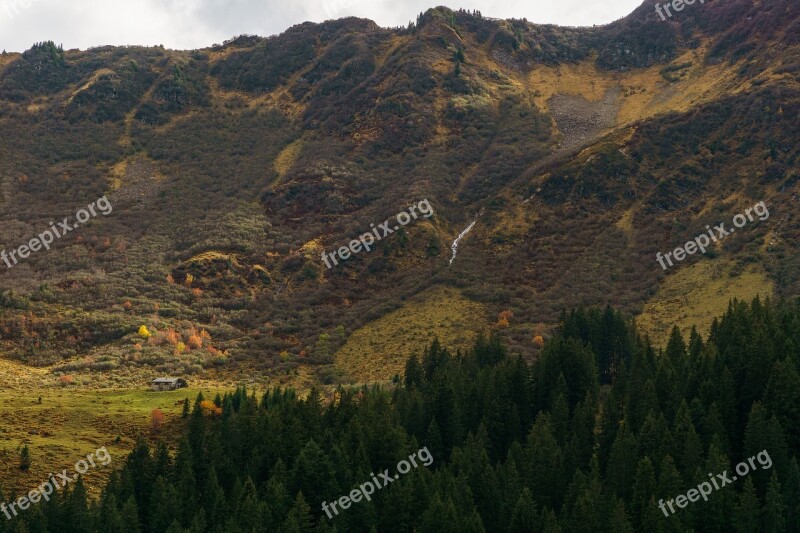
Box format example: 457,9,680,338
636,259,773,346
0,2,797,463
0,358,234,496
333,286,487,384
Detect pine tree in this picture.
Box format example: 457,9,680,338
164,520,183,533
540,507,562,533
607,422,638,500
526,413,563,509
666,326,687,361
744,402,789,492
404,355,422,388
419,495,460,531
763,471,786,533
673,401,703,477
508,488,537,533
202,468,227,529
283,492,315,533
657,454,688,531
25,505,49,533
63,476,90,533
99,494,124,532
698,444,735,531
639,410,672,464
19,446,30,471
174,438,198,525
631,457,657,527
187,508,207,533
733,477,760,533
264,462,292,530
292,439,339,512
763,360,800,451
569,470,605,531
598,391,619,471
148,476,179,532
121,495,142,533
549,374,570,444
609,498,634,533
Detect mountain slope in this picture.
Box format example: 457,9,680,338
0,0,798,385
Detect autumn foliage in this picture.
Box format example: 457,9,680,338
533,335,545,349
187,334,203,350
151,408,165,432
496,310,513,329
199,400,222,416
165,328,179,345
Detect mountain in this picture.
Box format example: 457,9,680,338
0,0,798,388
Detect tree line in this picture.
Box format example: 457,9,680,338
1,297,798,532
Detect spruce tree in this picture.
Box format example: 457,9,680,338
733,477,760,533
121,495,142,533
609,499,634,533
19,446,30,471
283,492,315,533
763,471,786,533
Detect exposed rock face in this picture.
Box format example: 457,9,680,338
548,87,621,150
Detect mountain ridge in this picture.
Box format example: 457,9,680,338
0,0,797,387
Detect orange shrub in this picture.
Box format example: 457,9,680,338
165,329,179,345
187,335,203,350
533,335,545,349
496,310,514,329
199,400,222,416
151,408,165,432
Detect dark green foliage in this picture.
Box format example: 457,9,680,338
0,42,73,101
6,298,799,531
0,2,796,371
19,445,30,471
210,30,315,94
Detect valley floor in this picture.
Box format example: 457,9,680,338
0,357,234,496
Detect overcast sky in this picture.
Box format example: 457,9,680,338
0,0,645,52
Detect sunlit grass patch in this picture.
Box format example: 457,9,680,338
334,286,487,384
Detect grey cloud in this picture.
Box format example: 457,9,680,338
0,0,643,52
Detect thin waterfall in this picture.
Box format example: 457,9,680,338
449,220,477,266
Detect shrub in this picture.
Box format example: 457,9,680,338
187,334,202,350
19,446,31,471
